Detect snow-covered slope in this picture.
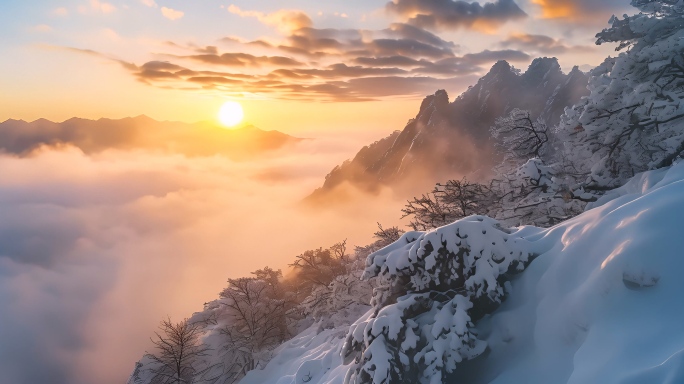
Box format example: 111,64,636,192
242,161,684,384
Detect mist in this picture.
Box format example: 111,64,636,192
0,132,408,384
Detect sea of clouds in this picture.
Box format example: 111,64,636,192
0,132,406,384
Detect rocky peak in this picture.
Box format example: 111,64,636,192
525,57,561,76
417,90,450,123
307,57,591,203
488,60,513,75
521,57,563,87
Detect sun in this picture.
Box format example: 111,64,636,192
218,101,244,127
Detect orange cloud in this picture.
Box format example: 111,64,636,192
227,5,313,34
530,0,577,19
529,0,627,22
161,6,184,20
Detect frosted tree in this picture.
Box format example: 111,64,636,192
172,272,292,384
299,238,382,324
355,223,405,265
559,0,684,189
490,109,551,163
486,108,594,226
146,318,211,384
216,276,290,375
290,241,349,291
401,108,591,229
402,179,497,230
300,274,373,326
342,216,536,384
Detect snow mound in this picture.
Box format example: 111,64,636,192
240,161,684,384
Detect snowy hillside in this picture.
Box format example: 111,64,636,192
239,161,684,384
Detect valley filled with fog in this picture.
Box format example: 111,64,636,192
0,126,406,384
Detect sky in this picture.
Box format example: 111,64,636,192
0,1,635,384
0,0,631,134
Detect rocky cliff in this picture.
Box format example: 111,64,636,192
307,57,589,202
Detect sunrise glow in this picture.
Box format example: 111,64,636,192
218,101,244,127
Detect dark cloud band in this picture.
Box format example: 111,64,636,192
386,0,527,30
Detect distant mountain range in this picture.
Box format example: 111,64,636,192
0,115,302,159
306,57,590,202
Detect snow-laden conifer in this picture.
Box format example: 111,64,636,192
342,216,535,384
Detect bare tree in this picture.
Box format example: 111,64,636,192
402,178,496,230
354,223,406,261
147,317,210,384
250,266,282,291
289,241,349,289
490,109,550,163
373,223,403,244
218,277,290,377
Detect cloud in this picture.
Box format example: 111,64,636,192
501,33,594,54
141,0,157,7
387,23,458,50
352,49,530,75
53,7,69,16
368,37,455,59
530,0,629,22
386,0,527,31
228,5,313,34
90,0,116,14
52,46,137,71
32,24,53,33
179,52,305,67
249,23,458,60
353,56,425,68
128,57,482,101
126,58,486,101
61,9,535,102
69,35,528,101
0,131,408,384
161,6,184,20
101,28,121,42
460,48,531,64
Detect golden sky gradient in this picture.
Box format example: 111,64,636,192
0,0,630,134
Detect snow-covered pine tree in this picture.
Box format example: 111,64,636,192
342,216,536,384
559,0,684,190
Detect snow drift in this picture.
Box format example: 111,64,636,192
240,161,684,384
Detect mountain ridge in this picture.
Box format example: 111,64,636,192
0,115,302,159
306,57,590,203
